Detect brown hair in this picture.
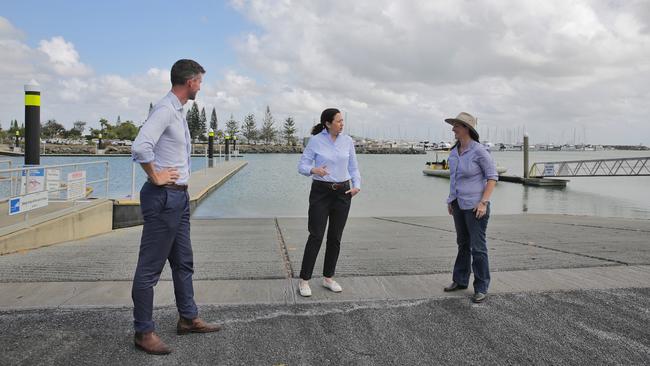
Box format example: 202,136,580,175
452,125,480,150
311,108,340,135
171,59,205,86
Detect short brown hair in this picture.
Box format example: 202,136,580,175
171,59,205,86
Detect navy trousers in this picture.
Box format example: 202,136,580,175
450,199,491,294
132,182,198,333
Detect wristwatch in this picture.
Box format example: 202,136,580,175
480,200,489,206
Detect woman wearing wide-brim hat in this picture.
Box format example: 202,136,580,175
442,112,498,303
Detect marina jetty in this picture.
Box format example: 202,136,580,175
112,160,247,229
0,214,649,364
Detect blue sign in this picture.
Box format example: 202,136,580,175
21,167,45,177
9,197,20,214
20,166,46,194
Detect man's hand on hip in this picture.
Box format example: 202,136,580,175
151,168,179,186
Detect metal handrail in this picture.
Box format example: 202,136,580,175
0,160,109,172
0,160,109,203
0,160,12,181
530,157,650,177
530,156,647,165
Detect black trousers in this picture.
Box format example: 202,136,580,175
299,180,352,280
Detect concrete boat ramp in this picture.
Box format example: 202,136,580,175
0,214,649,365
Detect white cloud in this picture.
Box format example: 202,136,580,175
58,78,90,102
38,36,92,77
218,70,259,97
228,0,650,144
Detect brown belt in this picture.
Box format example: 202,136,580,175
314,180,350,191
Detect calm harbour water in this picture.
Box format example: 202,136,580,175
4,150,650,219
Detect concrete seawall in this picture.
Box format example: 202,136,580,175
0,199,112,255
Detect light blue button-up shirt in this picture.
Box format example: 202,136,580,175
298,129,361,189
447,140,498,209
132,91,192,185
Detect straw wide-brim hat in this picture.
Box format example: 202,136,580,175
445,112,478,136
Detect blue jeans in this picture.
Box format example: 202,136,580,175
132,182,198,333
450,200,491,294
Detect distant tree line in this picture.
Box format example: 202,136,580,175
1,102,301,146
185,103,298,146
0,116,139,143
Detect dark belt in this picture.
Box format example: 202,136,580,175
147,180,188,191
314,179,350,191
164,183,188,191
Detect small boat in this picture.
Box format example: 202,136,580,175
422,150,508,178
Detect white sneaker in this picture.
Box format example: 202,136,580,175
298,281,312,297
323,279,343,293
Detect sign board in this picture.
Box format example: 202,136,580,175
543,163,555,177
8,191,48,215
46,168,61,199
20,167,45,194
67,170,87,200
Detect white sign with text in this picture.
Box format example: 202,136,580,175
46,168,61,199
543,163,556,177
8,191,48,215
67,170,87,200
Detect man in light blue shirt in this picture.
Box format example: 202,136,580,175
132,91,191,185
130,59,220,355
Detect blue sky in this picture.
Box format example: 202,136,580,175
2,0,251,78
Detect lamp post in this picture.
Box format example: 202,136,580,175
208,128,214,167
224,134,230,161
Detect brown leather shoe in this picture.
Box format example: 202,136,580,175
177,316,222,335
134,331,172,355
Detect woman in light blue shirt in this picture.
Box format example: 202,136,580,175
296,108,361,297
442,112,498,304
